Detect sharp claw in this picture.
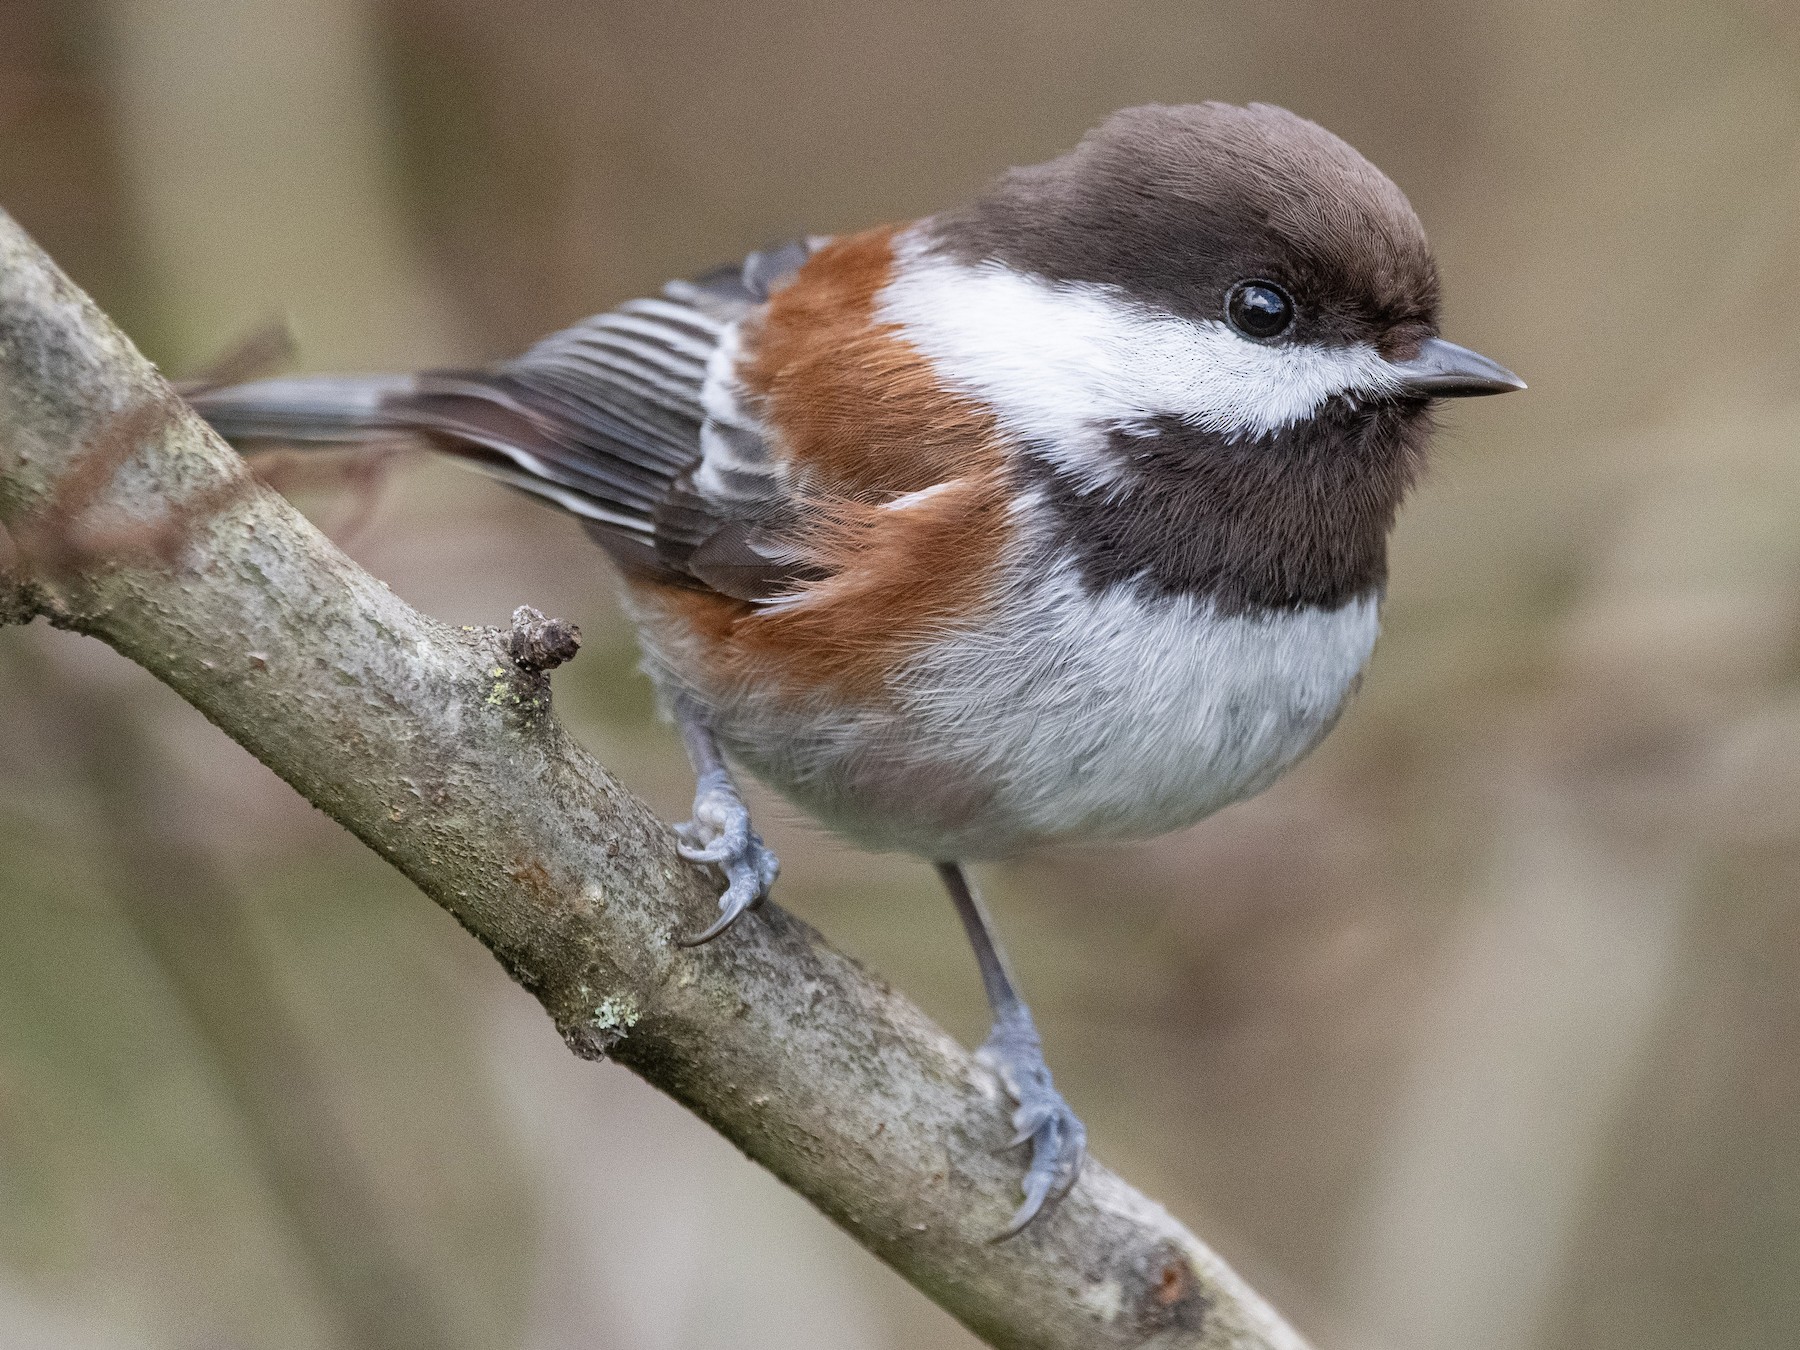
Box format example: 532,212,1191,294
678,876,759,946
677,838,734,864
678,901,753,947
993,1112,1085,1240
672,770,779,944
977,1011,1087,1239
998,1172,1056,1241
676,835,778,947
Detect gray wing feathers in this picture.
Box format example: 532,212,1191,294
190,299,721,553
189,241,820,589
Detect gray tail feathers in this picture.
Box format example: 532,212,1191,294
188,374,419,446
186,368,678,575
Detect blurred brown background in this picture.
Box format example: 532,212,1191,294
3,1,1800,1347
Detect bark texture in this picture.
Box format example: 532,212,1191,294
0,206,1312,1350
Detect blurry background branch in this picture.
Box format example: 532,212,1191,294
9,641,461,1350
0,213,1311,1350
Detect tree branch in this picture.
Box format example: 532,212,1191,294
0,528,36,625
0,206,1312,1350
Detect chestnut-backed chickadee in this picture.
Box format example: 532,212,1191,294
193,101,1524,1234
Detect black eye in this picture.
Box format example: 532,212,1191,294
1226,281,1294,340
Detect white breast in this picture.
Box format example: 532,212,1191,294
710,557,1382,860
891,563,1380,854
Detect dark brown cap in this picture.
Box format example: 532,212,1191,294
930,102,1440,354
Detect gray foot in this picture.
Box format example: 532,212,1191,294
674,767,779,945
978,1002,1087,1237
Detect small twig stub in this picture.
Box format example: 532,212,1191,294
507,605,583,673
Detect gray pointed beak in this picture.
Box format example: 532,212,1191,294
1388,336,1526,398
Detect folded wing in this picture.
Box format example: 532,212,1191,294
191,241,818,599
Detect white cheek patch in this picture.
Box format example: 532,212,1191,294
876,228,1402,489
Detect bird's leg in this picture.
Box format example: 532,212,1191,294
672,695,779,945
937,861,1087,1237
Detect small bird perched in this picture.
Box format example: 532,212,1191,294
192,101,1523,1234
